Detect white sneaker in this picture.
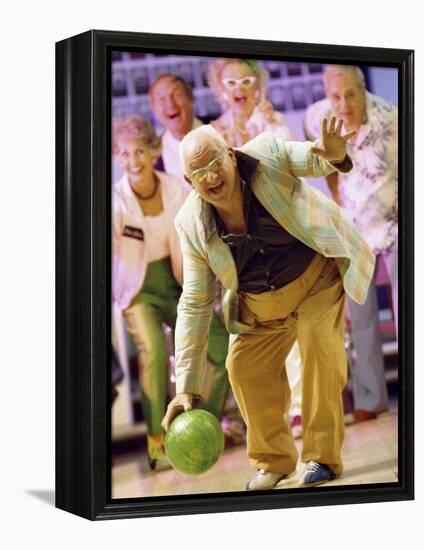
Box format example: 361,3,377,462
246,469,294,491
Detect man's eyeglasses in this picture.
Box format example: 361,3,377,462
189,150,226,183
222,76,257,90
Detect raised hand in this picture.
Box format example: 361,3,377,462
311,116,356,163
256,88,276,124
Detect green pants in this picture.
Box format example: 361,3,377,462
124,257,229,436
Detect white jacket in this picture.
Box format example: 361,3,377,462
112,171,189,310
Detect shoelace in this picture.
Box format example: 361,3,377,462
256,469,267,477
305,461,321,473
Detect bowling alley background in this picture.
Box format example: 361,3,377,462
110,52,398,497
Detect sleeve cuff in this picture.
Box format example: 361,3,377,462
330,154,353,173
176,370,204,397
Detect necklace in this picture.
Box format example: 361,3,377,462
232,115,248,134
230,111,250,145
131,174,159,201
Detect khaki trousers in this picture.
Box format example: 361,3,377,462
226,254,347,476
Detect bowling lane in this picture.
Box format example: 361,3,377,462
112,409,398,498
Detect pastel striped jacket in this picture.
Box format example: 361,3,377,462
174,133,375,395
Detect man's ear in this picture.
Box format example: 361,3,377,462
184,175,192,186
228,147,237,164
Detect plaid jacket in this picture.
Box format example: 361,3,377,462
174,133,375,395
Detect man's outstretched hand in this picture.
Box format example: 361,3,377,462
311,116,357,163
161,392,194,432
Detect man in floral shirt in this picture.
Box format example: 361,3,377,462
304,65,398,422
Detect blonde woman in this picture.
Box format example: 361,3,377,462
207,58,293,146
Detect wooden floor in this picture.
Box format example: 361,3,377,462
111,408,398,498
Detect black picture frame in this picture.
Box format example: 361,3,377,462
55,29,414,521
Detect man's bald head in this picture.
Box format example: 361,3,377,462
323,65,365,90
179,125,228,174
179,125,240,211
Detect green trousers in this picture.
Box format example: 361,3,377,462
124,257,229,436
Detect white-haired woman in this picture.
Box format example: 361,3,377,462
112,116,230,470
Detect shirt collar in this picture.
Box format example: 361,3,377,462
162,116,203,144
204,151,259,241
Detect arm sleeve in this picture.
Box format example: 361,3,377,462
111,197,124,305
112,200,122,256
174,223,217,396
275,137,351,178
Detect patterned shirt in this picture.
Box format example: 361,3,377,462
304,92,398,253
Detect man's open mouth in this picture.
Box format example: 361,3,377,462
209,181,225,195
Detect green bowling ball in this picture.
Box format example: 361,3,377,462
164,409,225,475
